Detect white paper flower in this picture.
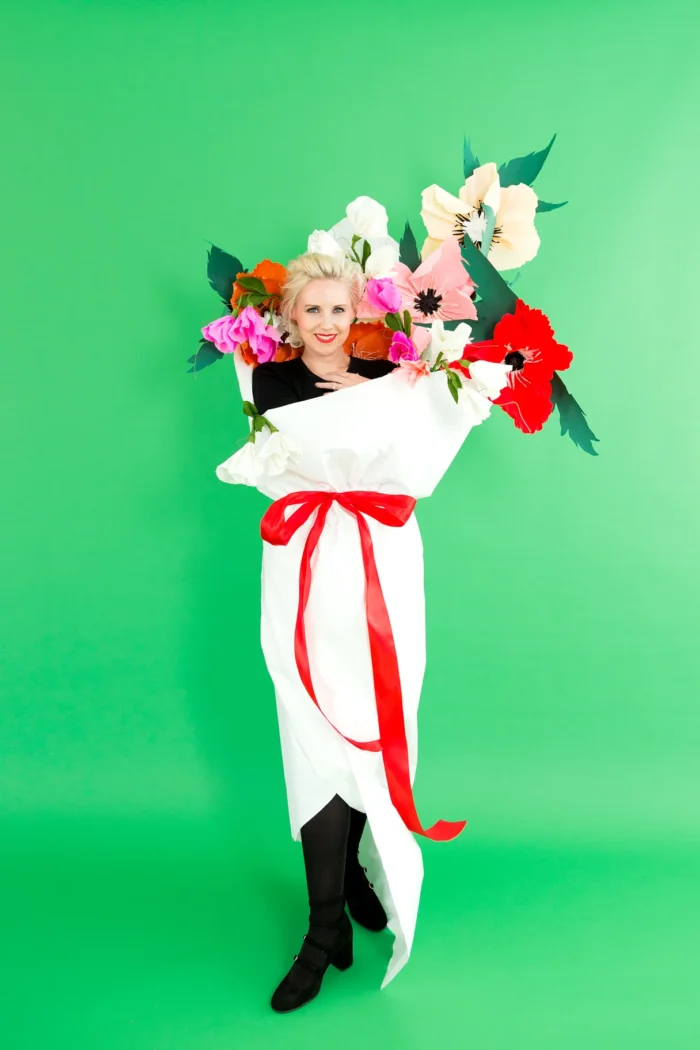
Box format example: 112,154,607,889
364,242,401,279
308,196,401,280
422,319,474,366
467,359,512,400
215,441,265,486
345,196,389,239
307,229,346,260
456,360,512,422
260,309,286,335
255,431,303,476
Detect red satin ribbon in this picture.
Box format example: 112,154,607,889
261,489,467,842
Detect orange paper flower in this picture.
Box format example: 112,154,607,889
231,259,287,309
343,321,394,360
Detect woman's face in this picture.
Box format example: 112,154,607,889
290,279,354,355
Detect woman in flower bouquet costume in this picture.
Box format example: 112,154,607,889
194,142,597,1014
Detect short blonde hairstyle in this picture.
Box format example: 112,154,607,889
280,252,365,347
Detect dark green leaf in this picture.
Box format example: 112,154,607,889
463,135,481,180
399,221,421,272
361,239,372,269
498,134,557,187
550,372,600,456
187,338,224,374
244,292,270,306
460,234,517,341
236,275,267,295
384,312,401,332
403,309,412,336
537,198,568,213
207,245,244,306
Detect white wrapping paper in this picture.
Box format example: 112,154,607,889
218,357,508,987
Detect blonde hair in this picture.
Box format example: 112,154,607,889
280,252,365,348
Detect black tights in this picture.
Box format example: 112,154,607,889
299,794,367,947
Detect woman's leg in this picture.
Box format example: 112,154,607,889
344,806,367,883
299,793,351,949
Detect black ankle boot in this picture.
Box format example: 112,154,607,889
270,895,353,1013
344,864,388,931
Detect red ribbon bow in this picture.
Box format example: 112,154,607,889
260,489,467,842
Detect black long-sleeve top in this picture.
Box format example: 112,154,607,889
252,355,397,415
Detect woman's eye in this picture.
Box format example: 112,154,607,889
334,307,345,313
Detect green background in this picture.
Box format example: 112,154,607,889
2,0,699,1047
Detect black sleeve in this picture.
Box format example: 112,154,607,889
252,363,301,415
355,358,398,379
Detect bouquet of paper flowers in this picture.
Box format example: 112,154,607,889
190,133,598,458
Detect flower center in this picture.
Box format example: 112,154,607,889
504,349,526,371
454,208,501,251
414,287,443,315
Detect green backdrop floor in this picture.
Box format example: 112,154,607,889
4,818,697,1050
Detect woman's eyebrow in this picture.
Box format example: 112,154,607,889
304,303,347,308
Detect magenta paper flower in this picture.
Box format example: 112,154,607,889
202,306,282,363
389,331,420,363
364,277,403,315
390,235,477,324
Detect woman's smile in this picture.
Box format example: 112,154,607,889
315,332,337,344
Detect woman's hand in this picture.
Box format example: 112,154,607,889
315,371,370,393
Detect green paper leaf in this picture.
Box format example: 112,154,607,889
403,309,412,336
537,198,568,213
188,338,224,374
460,234,517,341
446,369,461,404
480,203,497,257
236,275,267,295
550,372,600,456
384,312,401,332
463,136,481,180
498,134,557,187
253,414,265,432
242,400,257,418
399,221,421,272
361,239,372,269
207,245,244,307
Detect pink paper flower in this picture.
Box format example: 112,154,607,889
364,277,403,315
389,330,420,363
389,235,478,324
397,358,431,386
202,306,282,363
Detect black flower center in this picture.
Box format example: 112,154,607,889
414,287,443,315
504,350,526,371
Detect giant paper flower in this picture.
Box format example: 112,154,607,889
389,236,477,324
308,196,400,278
231,259,286,309
456,299,573,433
420,162,540,271
343,320,395,360
202,305,282,364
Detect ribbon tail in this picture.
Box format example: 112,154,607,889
355,512,467,842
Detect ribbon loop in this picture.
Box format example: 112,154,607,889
260,489,467,843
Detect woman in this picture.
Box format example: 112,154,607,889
252,253,399,1013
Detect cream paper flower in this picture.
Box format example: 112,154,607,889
307,196,400,279
420,162,540,271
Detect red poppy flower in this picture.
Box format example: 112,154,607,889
455,299,573,434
